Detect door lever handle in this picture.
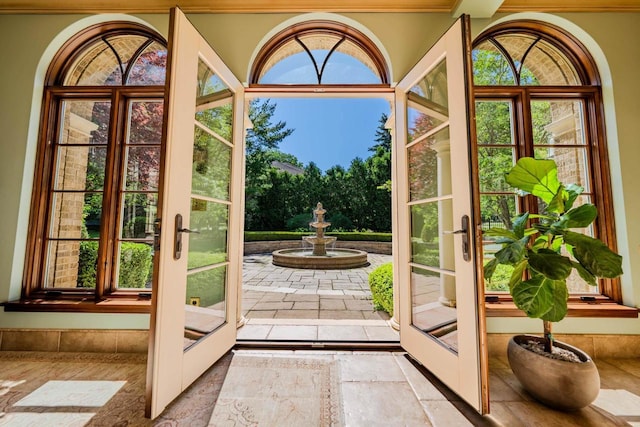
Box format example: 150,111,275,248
444,215,471,262
443,229,466,234
177,227,200,234
174,214,199,259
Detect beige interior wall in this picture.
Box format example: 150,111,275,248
0,11,637,332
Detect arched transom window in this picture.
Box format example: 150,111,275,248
22,23,167,310
250,20,389,85
473,21,619,301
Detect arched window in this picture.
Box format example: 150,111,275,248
473,21,619,301
21,23,166,310
250,20,389,85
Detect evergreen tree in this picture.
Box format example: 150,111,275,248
244,99,294,230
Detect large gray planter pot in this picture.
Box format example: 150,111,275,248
507,334,600,411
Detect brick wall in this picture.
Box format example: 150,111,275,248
47,109,95,288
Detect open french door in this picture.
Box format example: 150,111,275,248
394,15,489,413
146,8,245,418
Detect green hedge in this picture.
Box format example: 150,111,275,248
119,242,153,288
244,231,392,242
78,242,99,288
327,232,391,242
78,241,152,289
368,262,393,316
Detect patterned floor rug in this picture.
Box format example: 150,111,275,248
208,354,343,427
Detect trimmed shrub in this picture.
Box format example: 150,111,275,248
245,231,313,241
119,242,153,288
368,262,393,316
78,241,152,288
327,232,392,242
78,241,99,288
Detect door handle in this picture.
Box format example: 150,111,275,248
174,214,199,260
444,215,471,262
443,229,466,234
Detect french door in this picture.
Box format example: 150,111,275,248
146,8,245,418
394,15,489,413
146,9,487,418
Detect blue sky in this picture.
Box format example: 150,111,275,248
266,97,391,172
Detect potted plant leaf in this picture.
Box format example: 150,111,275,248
484,157,623,410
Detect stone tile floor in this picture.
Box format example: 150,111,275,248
208,350,473,426
240,253,399,342
1,350,637,426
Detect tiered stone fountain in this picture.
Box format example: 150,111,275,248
272,202,368,269
303,202,336,256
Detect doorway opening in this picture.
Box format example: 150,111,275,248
239,96,398,343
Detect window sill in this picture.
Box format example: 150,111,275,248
485,299,639,318
2,298,151,314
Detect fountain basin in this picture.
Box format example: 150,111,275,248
272,248,368,269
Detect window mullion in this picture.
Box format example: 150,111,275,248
513,91,536,217
96,89,124,298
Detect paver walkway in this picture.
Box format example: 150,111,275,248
239,253,399,342
242,253,392,320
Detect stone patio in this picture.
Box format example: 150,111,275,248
240,253,399,342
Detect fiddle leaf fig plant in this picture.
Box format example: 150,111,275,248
484,157,623,352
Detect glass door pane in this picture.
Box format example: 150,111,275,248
395,15,488,413
183,58,234,348
407,58,459,351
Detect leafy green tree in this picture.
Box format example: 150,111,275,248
300,162,324,211
323,165,349,220
364,113,392,231
244,99,294,230
475,100,516,229
243,108,392,233
473,45,547,230
245,99,295,180
472,49,516,85
369,113,391,152
344,157,371,229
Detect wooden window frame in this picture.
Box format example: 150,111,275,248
249,20,390,86
473,21,634,318
5,23,166,313
8,86,164,313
